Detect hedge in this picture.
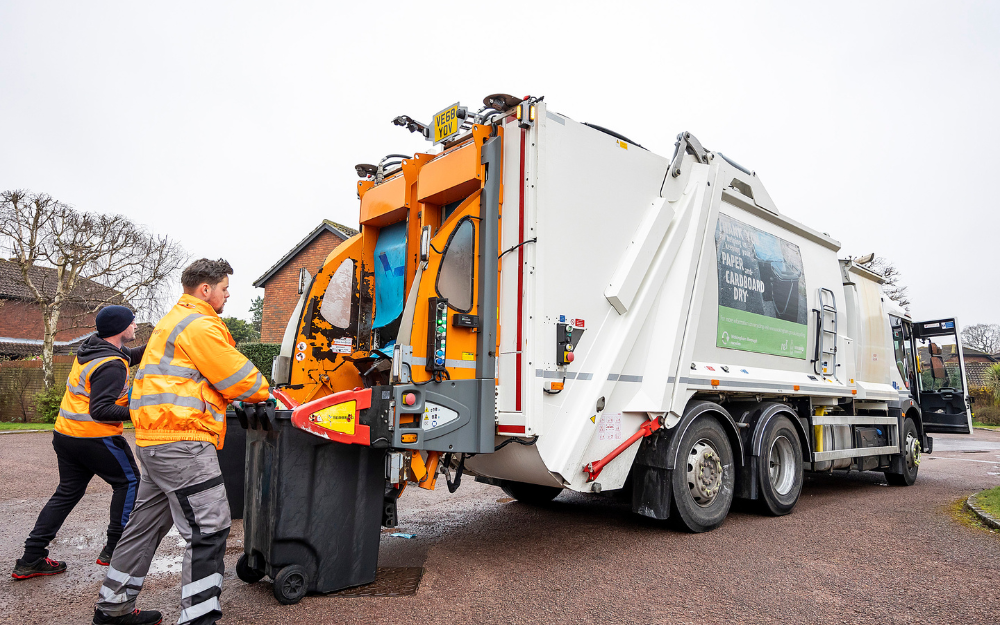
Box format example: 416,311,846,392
238,343,281,383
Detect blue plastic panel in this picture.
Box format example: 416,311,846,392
373,221,407,329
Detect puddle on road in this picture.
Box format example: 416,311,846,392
147,554,183,576
146,526,186,577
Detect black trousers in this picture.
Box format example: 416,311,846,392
23,431,140,562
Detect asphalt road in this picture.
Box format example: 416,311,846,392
2,429,999,625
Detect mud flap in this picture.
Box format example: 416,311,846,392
630,431,673,520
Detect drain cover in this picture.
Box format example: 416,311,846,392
330,567,423,597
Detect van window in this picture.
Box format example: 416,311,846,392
436,217,475,312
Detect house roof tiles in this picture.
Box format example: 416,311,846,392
253,220,359,288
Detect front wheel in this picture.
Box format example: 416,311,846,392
670,415,734,532
755,415,803,516
885,418,920,486
272,565,309,605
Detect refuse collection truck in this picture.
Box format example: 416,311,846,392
234,94,973,602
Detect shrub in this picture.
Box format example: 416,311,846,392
34,386,65,424
238,343,281,384
969,387,993,409
973,405,1000,426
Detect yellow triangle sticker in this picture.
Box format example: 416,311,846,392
590,415,597,423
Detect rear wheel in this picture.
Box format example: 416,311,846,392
755,415,803,515
501,480,562,505
236,553,264,584
885,418,920,486
670,416,734,532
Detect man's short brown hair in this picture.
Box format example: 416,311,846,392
181,258,233,290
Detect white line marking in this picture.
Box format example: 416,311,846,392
927,456,1000,465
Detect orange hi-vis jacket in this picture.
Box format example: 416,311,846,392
131,294,269,449
55,356,129,438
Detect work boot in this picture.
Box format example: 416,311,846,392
11,556,67,580
93,608,162,625
96,545,112,566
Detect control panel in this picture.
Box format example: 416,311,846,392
556,321,585,366
426,297,448,372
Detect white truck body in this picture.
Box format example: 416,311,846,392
466,101,969,493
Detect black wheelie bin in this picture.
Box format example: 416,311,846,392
233,403,387,604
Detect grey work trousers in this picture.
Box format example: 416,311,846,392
96,440,231,625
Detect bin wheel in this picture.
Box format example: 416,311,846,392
272,565,309,605
236,554,264,584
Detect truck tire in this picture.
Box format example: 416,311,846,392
236,553,264,584
272,565,309,605
755,415,803,516
885,418,920,486
670,415,734,532
501,480,562,505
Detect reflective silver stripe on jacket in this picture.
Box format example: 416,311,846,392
234,372,264,401
58,407,94,422
213,360,255,394
65,357,119,398
134,363,206,384
161,313,206,364
130,393,225,422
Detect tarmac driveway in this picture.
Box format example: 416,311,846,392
2,428,999,624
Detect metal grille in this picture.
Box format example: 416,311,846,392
330,567,423,597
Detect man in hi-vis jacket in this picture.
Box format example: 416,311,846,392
12,306,143,580
93,259,269,625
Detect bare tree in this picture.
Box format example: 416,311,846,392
961,323,1000,355
857,255,911,310
0,190,186,389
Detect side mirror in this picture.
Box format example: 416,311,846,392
420,226,431,262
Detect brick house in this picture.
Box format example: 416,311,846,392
253,220,358,344
0,259,122,358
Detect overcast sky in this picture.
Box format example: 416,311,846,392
2,1,998,328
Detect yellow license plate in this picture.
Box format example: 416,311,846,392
433,103,461,144
313,400,356,436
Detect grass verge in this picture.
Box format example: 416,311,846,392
948,496,1000,535
973,422,1000,430
0,422,134,431
0,422,55,431
976,486,1000,519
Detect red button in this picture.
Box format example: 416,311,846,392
404,393,416,406
565,352,574,362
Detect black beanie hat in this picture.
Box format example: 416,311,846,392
96,305,135,338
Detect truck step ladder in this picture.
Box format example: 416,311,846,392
813,288,838,377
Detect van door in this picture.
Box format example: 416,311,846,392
912,318,972,434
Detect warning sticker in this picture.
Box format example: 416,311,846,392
597,412,622,441
331,337,353,354
312,400,356,436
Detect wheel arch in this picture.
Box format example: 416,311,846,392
750,402,810,462
666,400,745,472
629,399,744,521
